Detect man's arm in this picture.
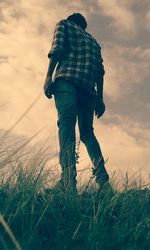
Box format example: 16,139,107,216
43,56,58,99
43,20,66,98
43,56,58,90
96,44,105,99
95,75,105,118
47,57,58,78
95,45,105,118
96,74,104,100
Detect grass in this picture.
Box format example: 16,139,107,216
0,131,150,250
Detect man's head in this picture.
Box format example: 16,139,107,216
67,13,87,30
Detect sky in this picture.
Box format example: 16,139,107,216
0,0,150,184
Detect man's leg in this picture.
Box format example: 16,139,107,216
53,78,78,191
77,90,109,187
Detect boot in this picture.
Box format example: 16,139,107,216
53,165,77,194
92,159,110,189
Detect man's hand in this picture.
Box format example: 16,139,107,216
43,76,54,99
94,97,105,118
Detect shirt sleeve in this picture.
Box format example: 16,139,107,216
47,20,66,60
97,44,105,76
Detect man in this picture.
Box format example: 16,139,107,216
43,13,110,193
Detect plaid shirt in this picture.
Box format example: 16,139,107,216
48,19,105,95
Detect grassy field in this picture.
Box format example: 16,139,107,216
0,132,150,250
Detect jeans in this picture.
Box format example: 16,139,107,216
53,77,109,184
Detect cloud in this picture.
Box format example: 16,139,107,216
146,10,150,30
97,0,136,36
103,45,150,101
102,112,150,146
0,0,65,139
93,117,150,181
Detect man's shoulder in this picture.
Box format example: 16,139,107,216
86,31,102,48
55,19,68,28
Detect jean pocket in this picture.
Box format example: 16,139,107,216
54,78,76,93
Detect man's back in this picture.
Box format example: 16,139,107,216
48,19,105,95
